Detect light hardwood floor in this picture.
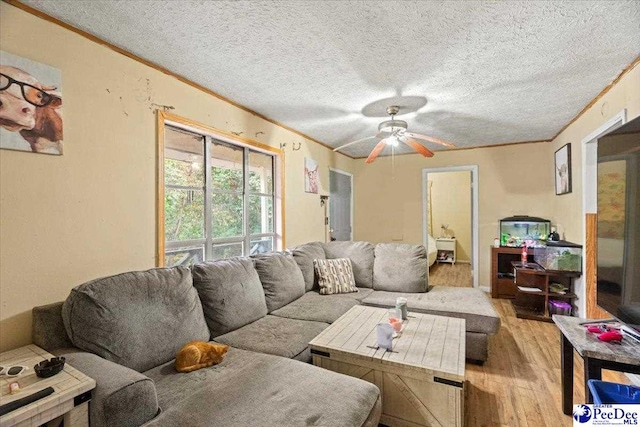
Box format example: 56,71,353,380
429,262,472,287
465,298,630,427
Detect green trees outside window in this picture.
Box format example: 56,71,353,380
163,126,276,266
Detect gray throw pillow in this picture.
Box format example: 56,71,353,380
290,241,326,291
192,257,268,338
252,252,305,312
62,267,210,372
373,243,428,292
323,241,375,288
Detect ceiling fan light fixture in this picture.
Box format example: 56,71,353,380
386,136,400,147
333,104,456,162
378,119,408,134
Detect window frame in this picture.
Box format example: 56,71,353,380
157,111,285,267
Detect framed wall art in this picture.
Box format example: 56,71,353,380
304,157,319,193
0,51,63,155
555,143,572,195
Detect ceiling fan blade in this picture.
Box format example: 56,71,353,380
402,137,434,158
365,139,388,164
333,136,377,152
405,132,456,148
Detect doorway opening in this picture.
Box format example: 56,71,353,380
329,168,353,241
580,109,626,317
422,166,479,288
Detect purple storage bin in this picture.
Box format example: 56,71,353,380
549,300,572,315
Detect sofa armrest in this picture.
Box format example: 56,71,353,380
32,302,73,352
61,351,159,427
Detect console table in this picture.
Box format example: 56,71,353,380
553,315,640,415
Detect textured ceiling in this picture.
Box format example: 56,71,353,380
22,0,640,157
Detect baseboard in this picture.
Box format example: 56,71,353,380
456,260,471,264
480,286,490,293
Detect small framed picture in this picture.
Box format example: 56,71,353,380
304,157,319,193
555,143,572,195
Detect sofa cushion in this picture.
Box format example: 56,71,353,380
252,252,305,312
214,315,328,362
290,241,326,291
361,286,501,335
373,243,428,292
62,267,210,372
191,258,268,338
314,258,358,295
324,241,375,288
144,347,381,427
270,291,360,324
339,287,374,301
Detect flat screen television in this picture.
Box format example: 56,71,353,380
596,115,640,336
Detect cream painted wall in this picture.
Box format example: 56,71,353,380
429,171,472,262
353,142,554,288
549,63,639,316
0,3,353,351
550,64,640,243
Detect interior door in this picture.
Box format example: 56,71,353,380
329,169,352,241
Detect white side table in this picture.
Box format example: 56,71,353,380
435,237,456,265
0,345,95,427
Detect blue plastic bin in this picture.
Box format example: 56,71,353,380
587,380,640,404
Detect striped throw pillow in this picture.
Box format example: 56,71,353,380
313,258,358,295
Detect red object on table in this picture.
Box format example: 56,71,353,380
521,246,528,263
598,331,623,343
389,318,402,332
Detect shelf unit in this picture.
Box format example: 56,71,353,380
510,261,580,322
436,238,456,264
491,246,532,298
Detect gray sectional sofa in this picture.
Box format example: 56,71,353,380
287,241,500,363
32,240,499,427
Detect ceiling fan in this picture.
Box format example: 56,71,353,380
333,106,456,163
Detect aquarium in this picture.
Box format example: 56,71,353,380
534,240,582,273
499,216,551,247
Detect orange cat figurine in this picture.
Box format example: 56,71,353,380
175,341,229,373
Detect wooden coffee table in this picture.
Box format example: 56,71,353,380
0,345,95,427
309,305,465,427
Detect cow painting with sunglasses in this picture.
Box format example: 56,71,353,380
0,65,63,155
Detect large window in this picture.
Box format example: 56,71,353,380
161,120,280,267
